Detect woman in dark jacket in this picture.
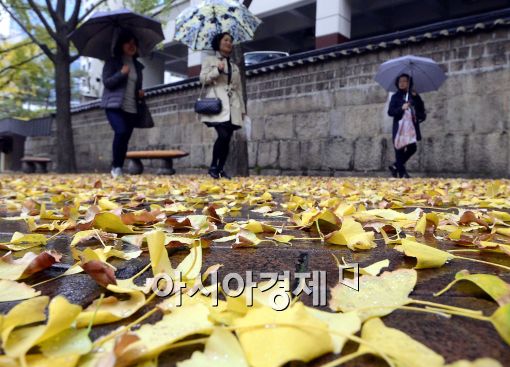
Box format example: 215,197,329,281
101,30,145,178
387,74,426,178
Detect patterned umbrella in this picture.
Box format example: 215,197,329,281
174,0,261,50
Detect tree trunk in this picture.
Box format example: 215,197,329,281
54,46,77,173
225,0,253,177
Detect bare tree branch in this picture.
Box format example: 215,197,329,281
68,0,82,27
44,0,63,25
0,40,34,54
76,0,108,25
26,0,58,39
0,0,55,63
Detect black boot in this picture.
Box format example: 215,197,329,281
388,164,398,178
208,166,220,179
219,170,231,179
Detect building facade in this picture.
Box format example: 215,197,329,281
78,0,510,100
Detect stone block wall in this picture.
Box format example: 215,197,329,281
26,26,510,177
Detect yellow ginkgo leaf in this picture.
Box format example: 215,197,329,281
147,230,174,276
233,303,332,367
177,243,203,281
4,296,82,358
39,328,92,357
98,197,120,211
0,251,61,280
0,232,47,251
491,303,510,346
268,234,295,244
25,354,81,367
306,308,361,354
117,303,214,365
358,318,445,367
396,239,454,269
325,217,376,250
177,328,249,367
70,229,116,247
329,269,417,321
1,296,48,343
446,358,503,367
415,214,427,235
94,212,135,234
0,279,41,302
76,286,146,327
242,220,277,234
435,270,510,306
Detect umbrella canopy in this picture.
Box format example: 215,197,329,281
70,8,164,60
174,0,261,51
375,55,447,94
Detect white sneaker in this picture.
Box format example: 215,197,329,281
110,167,123,178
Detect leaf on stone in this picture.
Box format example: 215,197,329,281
233,303,333,367
0,232,47,251
357,318,445,367
82,260,117,288
434,270,510,306
147,230,174,276
0,250,62,280
76,286,146,327
268,234,295,244
121,210,160,225
395,239,454,269
491,303,510,346
459,211,489,229
94,212,135,234
1,296,49,344
306,308,361,354
0,279,41,302
329,269,417,321
70,229,117,247
116,303,214,365
3,296,82,358
177,328,249,367
39,328,92,358
446,358,503,367
325,217,376,250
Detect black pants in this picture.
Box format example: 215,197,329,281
211,124,234,170
105,109,137,168
394,143,417,176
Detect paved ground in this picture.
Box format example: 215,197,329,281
0,174,509,366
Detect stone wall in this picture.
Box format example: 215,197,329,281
26,26,510,177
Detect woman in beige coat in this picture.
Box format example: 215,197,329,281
199,32,246,179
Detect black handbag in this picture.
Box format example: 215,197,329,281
136,101,154,129
195,83,222,115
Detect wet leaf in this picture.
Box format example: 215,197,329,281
358,318,445,367
234,303,332,367
177,328,248,367
330,269,417,321
0,279,41,302
395,239,454,269
435,270,510,306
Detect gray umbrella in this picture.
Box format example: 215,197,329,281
375,55,447,94
70,8,164,60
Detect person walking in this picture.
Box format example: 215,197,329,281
100,30,145,178
387,73,426,178
198,32,246,179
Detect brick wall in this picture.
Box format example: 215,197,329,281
26,26,510,177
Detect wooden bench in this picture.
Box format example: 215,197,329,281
126,150,189,175
21,157,52,173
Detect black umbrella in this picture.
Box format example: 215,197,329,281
70,8,164,60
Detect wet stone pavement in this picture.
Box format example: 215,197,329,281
0,177,509,366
